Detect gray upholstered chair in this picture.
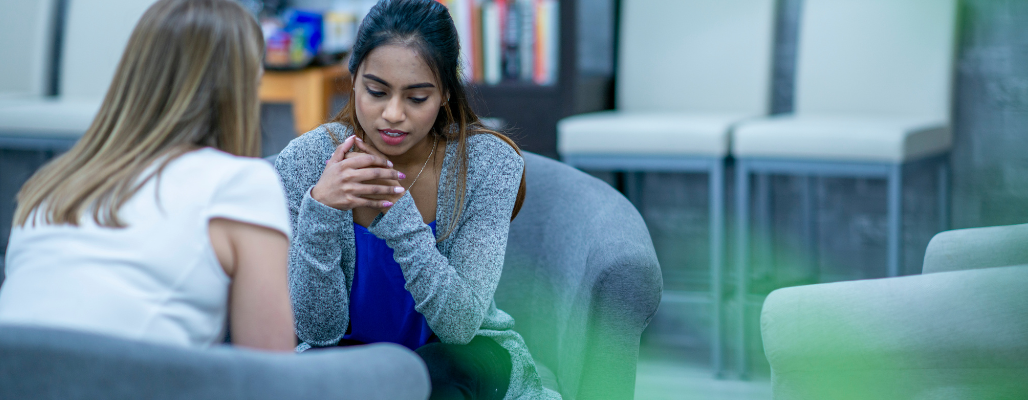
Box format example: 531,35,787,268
0,325,429,399
760,223,1028,399
497,152,662,400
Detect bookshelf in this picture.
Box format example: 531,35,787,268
466,0,613,159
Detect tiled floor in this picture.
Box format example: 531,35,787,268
634,349,771,400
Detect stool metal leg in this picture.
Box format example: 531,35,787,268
621,172,643,209
938,158,950,232
734,160,751,379
710,161,725,378
801,175,820,281
886,164,903,277
754,173,772,282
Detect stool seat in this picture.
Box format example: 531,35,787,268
558,111,751,157
733,114,951,163
0,98,99,138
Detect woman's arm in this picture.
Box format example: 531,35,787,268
210,218,294,352
275,133,353,347
369,138,523,344
276,129,404,347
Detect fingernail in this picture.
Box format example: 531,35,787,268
394,186,405,193
356,136,363,142
388,161,394,168
397,171,405,179
382,201,393,207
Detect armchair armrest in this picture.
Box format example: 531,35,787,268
922,223,1028,274
760,265,1028,399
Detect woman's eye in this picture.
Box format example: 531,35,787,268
410,97,428,104
366,87,386,97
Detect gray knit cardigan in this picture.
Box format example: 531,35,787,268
274,123,560,400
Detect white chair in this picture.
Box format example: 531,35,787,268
0,0,157,151
556,0,776,376
731,0,958,377
0,0,56,101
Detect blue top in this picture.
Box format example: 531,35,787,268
344,221,437,350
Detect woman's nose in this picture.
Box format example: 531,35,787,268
382,96,405,123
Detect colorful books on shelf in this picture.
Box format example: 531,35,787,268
436,0,559,86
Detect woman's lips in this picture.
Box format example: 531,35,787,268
379,129,407,146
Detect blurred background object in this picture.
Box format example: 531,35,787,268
731,0,958,377
557,0,778,378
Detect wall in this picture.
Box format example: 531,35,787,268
952,0,1028,228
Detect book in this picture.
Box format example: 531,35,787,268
518,0,534,82
483,1,502,84
471,0,484,82
500,0,520,80
539,0,558,85
451,0,558,85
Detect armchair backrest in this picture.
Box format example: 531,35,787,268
497,153,662,400
923,223,1028,275
616,0,775,114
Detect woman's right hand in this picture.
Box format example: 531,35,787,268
311,136,406,210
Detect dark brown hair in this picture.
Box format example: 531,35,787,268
330,0,526,241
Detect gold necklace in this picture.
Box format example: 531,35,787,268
405,135,438,192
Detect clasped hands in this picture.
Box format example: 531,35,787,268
311,135,405,212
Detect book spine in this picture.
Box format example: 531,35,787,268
501,0,520,80
533,0,545,84
545,0,559,85
471,0,484,82
518,0,534,82
483,1,502,84
457,0,475,81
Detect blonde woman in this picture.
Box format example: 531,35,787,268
0,0,294,352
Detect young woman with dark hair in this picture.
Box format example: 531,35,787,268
274,0,558,398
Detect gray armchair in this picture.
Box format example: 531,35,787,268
497,153,663,400
0,325,429,399
262,151,664,399
760,223,1028,399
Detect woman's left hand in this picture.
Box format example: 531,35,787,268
346,136,403,212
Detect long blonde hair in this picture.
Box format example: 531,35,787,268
14,0,264,228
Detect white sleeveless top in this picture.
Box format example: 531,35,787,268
0,148,291,348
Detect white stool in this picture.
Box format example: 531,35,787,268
0,0,56,100
731,0,958,378
557,0,777,376
0,0,157,151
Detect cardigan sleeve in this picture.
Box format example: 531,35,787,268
369,137,523,344
274,130,353,347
